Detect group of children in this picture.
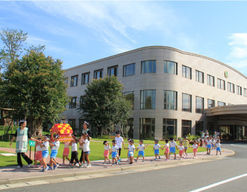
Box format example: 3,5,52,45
102,134,222,165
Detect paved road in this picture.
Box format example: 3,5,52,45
3,144,247,192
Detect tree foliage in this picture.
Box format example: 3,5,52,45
0,51,68,135
80,77,131,136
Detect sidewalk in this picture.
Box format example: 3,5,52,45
0,148,234,186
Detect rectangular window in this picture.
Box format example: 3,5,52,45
64,77,68,85
182,93,192,112
182,120,191,137
164,60,177,75
140,90,156,109
124,91,134,110
94,69,103,79
196,70,204,83
79,96,83,108
70,75,78,87
123,63,135,77
164,90,177,110
227,82,235,93
237,85,242,95
217,78,225,90
81,72,90,85
69,97,77,109
207,74,215,87
196,96,204,113
163,118,177,139
107,65,118,77
244,88,247,97
68,119,76,131
182,65,192,79
195,121,204,136
217,101,226,106
207,99,215,108
141,60,156,73
139,118,155,139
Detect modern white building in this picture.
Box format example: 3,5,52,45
63,46,247,140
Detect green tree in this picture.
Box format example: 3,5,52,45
0,51,68,135
80,77,131,136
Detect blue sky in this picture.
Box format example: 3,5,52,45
1,1,247,75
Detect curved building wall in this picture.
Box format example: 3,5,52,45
63,46,247,139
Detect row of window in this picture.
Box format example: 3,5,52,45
67,60,247,97
69,90,226,113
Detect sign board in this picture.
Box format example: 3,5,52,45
29,140,36,147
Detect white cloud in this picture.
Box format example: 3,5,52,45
227,33,247,69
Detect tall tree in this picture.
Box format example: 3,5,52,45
1,51,68,135
79,77,131,136
0,29,27,69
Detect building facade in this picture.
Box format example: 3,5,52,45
63,46,247,139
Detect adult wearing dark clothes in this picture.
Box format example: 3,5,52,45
10,120,33,168
79,121,91,164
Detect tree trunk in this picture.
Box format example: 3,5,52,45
27,118,43,136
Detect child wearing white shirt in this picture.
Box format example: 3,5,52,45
82,133,91,168
178,142,184,159
70,137,80,167
40,136,50,172
216,140,221,155
128,140,135,164
136,140,145,162
153,140,161,160
169,138,177,160
49,134,60,170
192,141,198,158
115,131,124,162
103,140,111,164
111,140,119,165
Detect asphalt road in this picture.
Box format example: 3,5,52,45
3,144,247,192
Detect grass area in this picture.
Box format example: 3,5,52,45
0,139,206,167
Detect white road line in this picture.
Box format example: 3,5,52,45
190,173,247,192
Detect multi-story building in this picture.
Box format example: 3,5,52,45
63,46,247,140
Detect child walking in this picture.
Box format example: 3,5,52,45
34,138,42,168
40,136,50,172
153,140,161,160
163,139,170,160
216,140,222,155
206,137,212,155
63,142,70,165
178,142,184,159
115,131,124,162
169,138,177,160
82,133,91,168
183,138,189,156
70,137,80,167
111,140,119,165
103,141,111,164
136,140,145,162
192,140,198,158
49,134,60,170
127,139,135,164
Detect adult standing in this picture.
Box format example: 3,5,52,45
79,121,91,164
10,120,33,168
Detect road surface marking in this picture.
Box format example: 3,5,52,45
190,173,247,192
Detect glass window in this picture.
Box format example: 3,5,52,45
196,70,204,83
182,93,192,112
79,96,83,107
81,72,90,85
141,60,156,73
182,65,192,79
218,101,226,106
217,78,225,90
164,90,177,110
140,90,156,109
124,91,134,110
237,85,242,95
69,97,77,109
123,63,135,77
163,118,177,139
70,75,78,87
196,96,204,113
64,77,68,85
94,69,103,79
227,82,235,93
139,118,155,139
182,120,191,137
207,99,215,108
195,121,204,136
164,60,177,75
107,65,118,77
207,74,215,87
244,88,247,97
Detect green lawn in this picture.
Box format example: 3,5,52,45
0,139,206,167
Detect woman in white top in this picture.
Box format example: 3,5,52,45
82,133,91,168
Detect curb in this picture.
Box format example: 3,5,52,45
0,149,235,186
